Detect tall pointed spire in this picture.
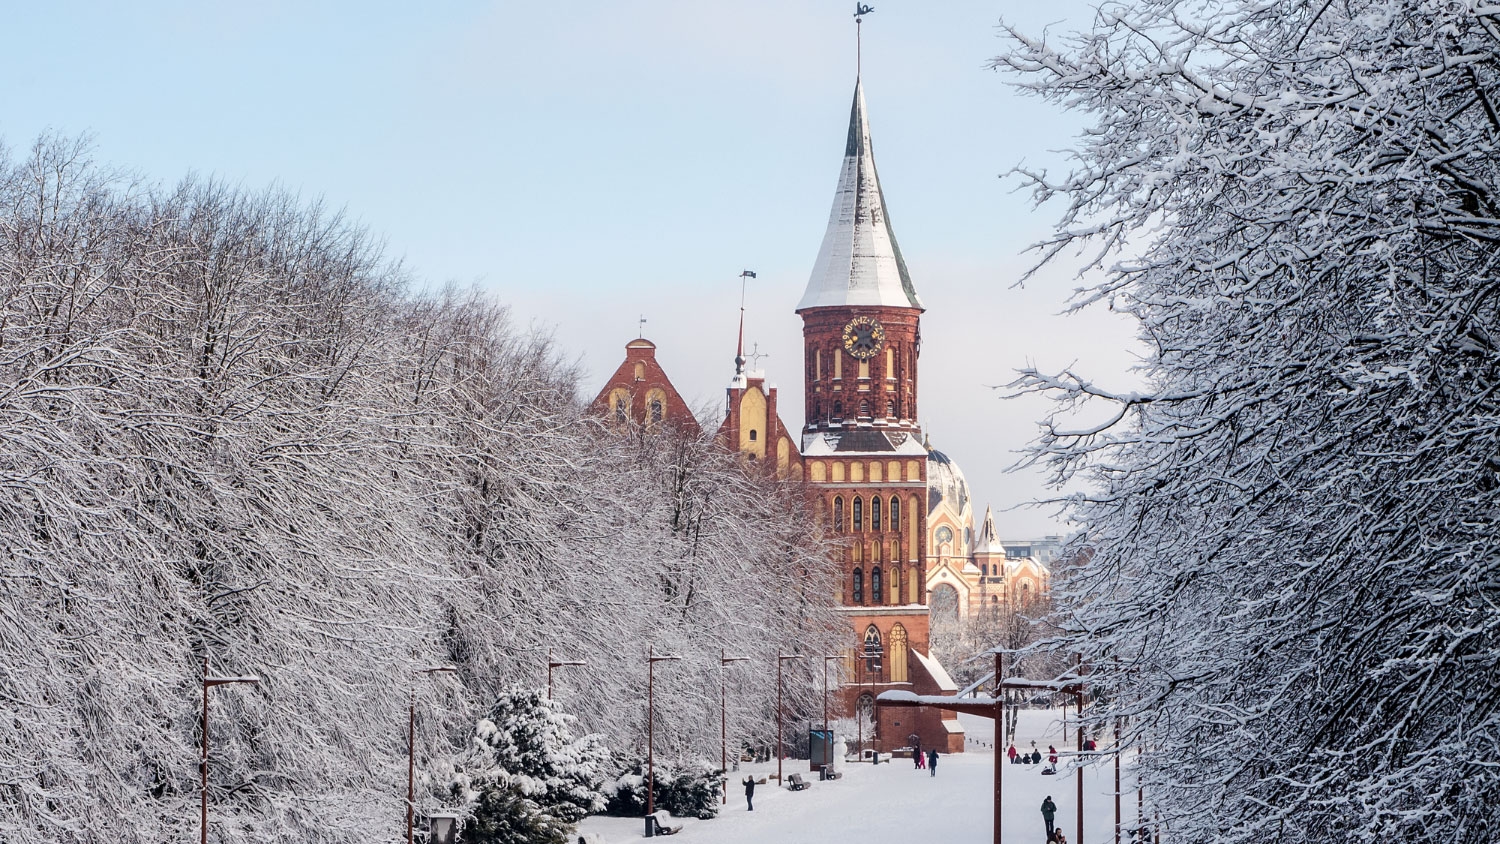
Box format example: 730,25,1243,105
977,505,1003,554
797,79,923,312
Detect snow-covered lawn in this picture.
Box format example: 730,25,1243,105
576,707,1136,843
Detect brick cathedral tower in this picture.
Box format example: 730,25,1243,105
800,78,963,753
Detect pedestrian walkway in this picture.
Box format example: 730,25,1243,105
574,708,1129,843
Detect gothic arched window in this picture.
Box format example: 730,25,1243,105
650,398,664,424
853,497,863,531
853,568,864,604
614,397,627,422
834,497,845,533
871,497,882,531
889,624,909,683
871,567,882,603
887,399,896,418
889,566,900,604
890,497,900,531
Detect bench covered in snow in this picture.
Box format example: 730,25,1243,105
647,810,681,836
786,773,810,791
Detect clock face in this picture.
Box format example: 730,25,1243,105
842,316,886,360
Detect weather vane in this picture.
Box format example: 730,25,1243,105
854,4,875,77
638,314,647,338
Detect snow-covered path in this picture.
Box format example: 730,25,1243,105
577,708,1136,844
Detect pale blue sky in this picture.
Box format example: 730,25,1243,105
1,1,1139,537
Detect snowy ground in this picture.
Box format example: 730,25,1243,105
576,707,1137,844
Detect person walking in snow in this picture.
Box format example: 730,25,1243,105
927,748,938,776
1048,744,1059,766
743,775,755,811
1041,795,1058,838
1007,743,1018,763
914,741,924,769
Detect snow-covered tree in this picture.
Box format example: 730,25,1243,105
0,136,843,844
451,688,608,844
998,2,1500,842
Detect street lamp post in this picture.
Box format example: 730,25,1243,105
547,648,586,700
775,654,805,784
646,646,682,836
201,658,259,844
719,649,749,804
408,666,456,844
821,654,840,770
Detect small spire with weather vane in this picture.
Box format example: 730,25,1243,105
735,270,756,376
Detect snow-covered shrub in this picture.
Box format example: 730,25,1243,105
601,755,722,820
452,688,608,844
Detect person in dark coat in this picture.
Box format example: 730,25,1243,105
743,775,756,811
1041,795,1058,837
1032,749,1043,765
926,748,938,776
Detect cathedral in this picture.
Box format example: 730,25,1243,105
591,75,1051,755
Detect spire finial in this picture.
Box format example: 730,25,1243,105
748,342,769,372
736,270,756,375
854,4,874,78
638,314,647,339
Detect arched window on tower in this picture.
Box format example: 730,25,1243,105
889,624,909,682
859,399,870,417
749,429,757,441
887,399,896,418
834,497,845,533
862,625,883,676
890,497,900,532
871,567,882,604
852,568,864,604
871,497,882,531
649,398,664,424
853,497,863,531
614,397,627,423
889,566,900,604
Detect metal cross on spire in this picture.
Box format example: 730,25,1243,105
748,342,769,371
854,3,875,77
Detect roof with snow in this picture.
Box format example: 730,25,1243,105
911,648,958,692
797,79,924,313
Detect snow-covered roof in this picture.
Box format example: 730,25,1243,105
975,506,1004,555
911,648,958,692
797,79,923,312
801,429,929,457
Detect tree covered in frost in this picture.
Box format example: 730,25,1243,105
0,136,843,844
450,688,607,844
997,2,1500,842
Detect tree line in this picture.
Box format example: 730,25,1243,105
0,136,844,844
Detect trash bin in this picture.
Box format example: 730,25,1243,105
819,765,829,781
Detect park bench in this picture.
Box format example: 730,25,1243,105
647,810,681,836
786,773,811,791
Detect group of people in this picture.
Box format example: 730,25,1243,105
1006,741,1058,770
1041,796,1066,844
909,742,939,776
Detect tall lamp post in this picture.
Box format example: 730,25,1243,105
719,649,749,804
775,654,805,784
821,654,840,769
408,665,456,844
201,658,259,844
646,646,682,836
547,648,586,700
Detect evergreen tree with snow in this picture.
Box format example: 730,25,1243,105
454,688,608,844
